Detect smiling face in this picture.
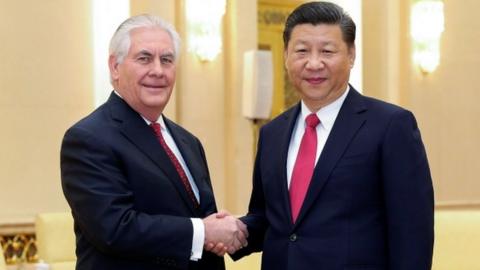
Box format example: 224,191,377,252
109,26,176,121
284,23,355,112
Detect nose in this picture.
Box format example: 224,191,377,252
305,54,325,70
149,58,164,77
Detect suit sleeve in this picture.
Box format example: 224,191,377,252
231,127,268,260
381,110,434,270
60,126,193,266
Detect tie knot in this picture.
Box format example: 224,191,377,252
150,122,161,136
305,113,320,128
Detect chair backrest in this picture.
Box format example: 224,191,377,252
433,210,480,269
225,253,261,270
0,243,6,270
35,212,76,264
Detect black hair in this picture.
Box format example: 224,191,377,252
283,1,356,48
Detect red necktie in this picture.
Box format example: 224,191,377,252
289,113,320,223
151,122,200,208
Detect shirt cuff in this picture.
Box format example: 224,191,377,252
190,218,205,261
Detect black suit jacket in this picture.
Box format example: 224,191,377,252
234,87,434,270
61,93,224,270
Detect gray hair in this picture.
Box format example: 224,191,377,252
109,14,181,64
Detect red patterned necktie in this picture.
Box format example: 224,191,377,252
289,113,320,223
150,122,200,208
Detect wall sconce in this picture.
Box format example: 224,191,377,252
410,0,444,74
186,0,226,62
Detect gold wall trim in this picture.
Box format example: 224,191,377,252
0,222,34,236
436,201,480,210
258,5,291,31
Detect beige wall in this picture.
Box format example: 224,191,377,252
407,0,480,206
0,0,93,223
223,0,257,213
363,0,480,206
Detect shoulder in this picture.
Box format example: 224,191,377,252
355,92,415,124
356,93,421,140
61,97,126,150
342,86,405,116
65,103,110,137
364,95,405,114
66,93,134,134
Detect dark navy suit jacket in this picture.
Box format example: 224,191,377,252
61,93,224,270
234,87,434,270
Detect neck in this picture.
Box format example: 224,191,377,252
139,110,162,123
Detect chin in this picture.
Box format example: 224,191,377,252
142,96,167,107
302,90,328,100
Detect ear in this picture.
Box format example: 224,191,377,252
108,55,120,81
348,44,356,68
284,49,289,71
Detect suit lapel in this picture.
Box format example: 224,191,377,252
108,93,200,215
294,88,367,226
278,105,302,226
164,118,212,215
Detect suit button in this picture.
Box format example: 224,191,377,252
289,234,297,242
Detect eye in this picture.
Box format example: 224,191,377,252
295,48,307,53
137,56,151,64
322,48,338,56
160,55,174,65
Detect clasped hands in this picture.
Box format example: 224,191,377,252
203,210,248,256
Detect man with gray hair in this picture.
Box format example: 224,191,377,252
61,14,246,270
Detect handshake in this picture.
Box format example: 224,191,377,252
202,210,248,256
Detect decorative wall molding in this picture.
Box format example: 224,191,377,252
0,222,38,265
0,222,34,236
258,0,303,31
258,7,290,29
436,201,480,210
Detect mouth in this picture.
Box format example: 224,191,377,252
142,83,167,91
305,77,326,85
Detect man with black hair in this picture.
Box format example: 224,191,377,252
230,2,434,269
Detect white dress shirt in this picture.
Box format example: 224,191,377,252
286,86,350,188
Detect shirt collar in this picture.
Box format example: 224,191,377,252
141,115,167,131
299,85,350,131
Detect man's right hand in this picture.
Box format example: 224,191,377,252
203,211,248,256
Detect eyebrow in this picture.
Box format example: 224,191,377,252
135,50,153,58
134,49,175,60
294,40,336,46
160,51,175,60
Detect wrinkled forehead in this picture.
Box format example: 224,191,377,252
128,27,175,52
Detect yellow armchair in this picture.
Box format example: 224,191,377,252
433,209,480,270
35,212,76,270
225,253,261,270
